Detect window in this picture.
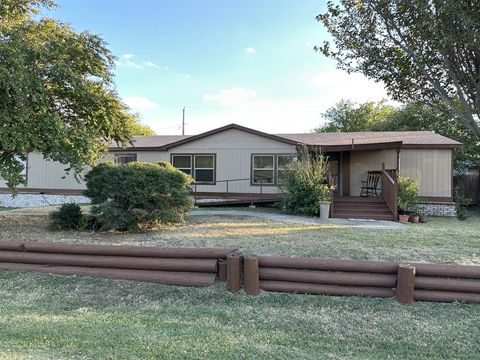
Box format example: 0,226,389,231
194,155,215,183
171,154,215,183
115,154,137,165
172,155,192,175
252,155,275,185
277,155,293,184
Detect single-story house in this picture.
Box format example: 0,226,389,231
0,123,462,218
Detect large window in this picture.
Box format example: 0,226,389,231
172,155,192,175
115,154,137,165
172,154,215,184
195,155,215,183
251,154,294,185
252,155,275,185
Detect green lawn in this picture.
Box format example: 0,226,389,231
0,209,479,359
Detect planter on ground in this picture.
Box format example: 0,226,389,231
399,214,409,223
319,201,331,219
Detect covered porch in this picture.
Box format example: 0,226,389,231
321,142,401,221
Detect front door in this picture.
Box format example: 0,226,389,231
325,152,340,197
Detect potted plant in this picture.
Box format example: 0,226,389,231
397,176,420,223
409,207,420,223
319,184,334,219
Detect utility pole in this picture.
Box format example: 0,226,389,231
182,106,185,135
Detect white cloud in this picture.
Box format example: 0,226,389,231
203,87,257,106
117,55,167,71
309,70,391,104
124,96,159,110
245,47,256,55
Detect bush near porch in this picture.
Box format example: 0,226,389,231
282,149,333,216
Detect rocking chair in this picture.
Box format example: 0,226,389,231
360,171,381,197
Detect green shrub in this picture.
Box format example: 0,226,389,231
281,147,333,216
84,161,193,231
397,175,420,213
49,203,86,230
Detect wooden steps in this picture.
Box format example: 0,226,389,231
332,197,395,221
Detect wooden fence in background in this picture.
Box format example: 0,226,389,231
454,168,480,205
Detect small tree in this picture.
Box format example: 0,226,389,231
397,175,420,214
84,161,193,231
281,147,333,216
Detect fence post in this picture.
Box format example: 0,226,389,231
227,254,242,292
395,264,416,304
226,180,229,203
244,255,260,296
217,259,227,281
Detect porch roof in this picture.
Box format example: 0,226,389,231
276,131,462,150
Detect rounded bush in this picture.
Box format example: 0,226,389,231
49,203,86,230
84,161,193,231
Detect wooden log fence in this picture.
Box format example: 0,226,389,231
0,241,237,287
0,240,479,305
238,255,480,304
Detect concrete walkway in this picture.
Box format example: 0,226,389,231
189,209,407,229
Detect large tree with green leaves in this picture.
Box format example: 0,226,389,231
0,0,134,189
315,100,395,132
317,0,480,137
316,100,479,170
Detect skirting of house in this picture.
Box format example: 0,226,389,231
0,193,90,208
418,202,456,217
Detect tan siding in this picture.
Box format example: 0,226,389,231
169,129,297,193
349,150,397,196
0,129,297,194
26,153,87,190
400,149,452,197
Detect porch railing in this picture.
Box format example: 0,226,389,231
192,178,274,205
381,163,398,220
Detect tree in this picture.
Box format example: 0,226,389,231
126,116,155,136
316,100,480,170
315,100,395,132
317,1,480,137
0,0,133,189
373,102,480,170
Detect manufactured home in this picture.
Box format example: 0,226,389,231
0,124,462,219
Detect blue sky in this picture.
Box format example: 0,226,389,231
49,0,389,134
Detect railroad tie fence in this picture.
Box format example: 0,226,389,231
0,241,237,287
233,255,480,304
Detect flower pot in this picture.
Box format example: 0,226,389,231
410,215,420,223
399,214,410,223
319,201,331,219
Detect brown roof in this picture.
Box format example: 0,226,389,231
276,131,462,149
109,125,462,151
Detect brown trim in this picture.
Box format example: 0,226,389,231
160,124,299,150
170,153,216,185
250,153,278,187
192,191,282,199
308,141,403,152
0,188,84,195
419,196,454,203
341,151,350,197
401,144,463,149
451,149,455,199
